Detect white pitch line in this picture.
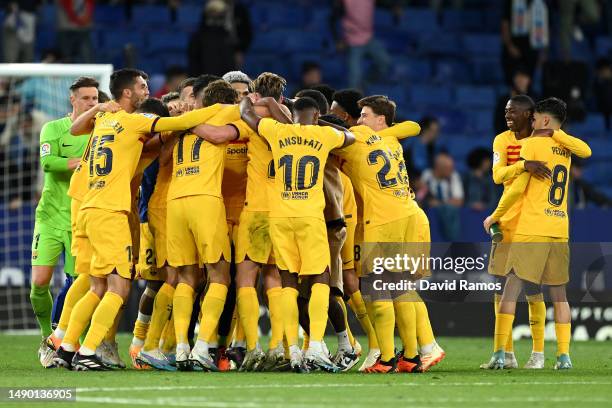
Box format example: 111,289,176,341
76,381,612,393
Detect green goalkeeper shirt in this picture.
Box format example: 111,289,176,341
36,116,90,231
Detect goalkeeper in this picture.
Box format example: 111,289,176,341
31,77,101,368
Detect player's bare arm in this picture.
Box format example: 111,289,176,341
239,97,262,132
191,124,239,144
69,101,121,136
255,97,293,124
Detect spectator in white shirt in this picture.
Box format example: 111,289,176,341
420,152,464,208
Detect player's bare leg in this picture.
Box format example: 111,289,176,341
190,259,230,371
130,279,162,368
235,258,265,371
550,285,572,369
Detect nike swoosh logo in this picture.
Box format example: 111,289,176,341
62,143,72,147
342,260,352,265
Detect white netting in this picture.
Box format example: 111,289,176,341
0,64,112,332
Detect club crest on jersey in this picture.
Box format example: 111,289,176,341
41,143,51,157
493,151,500,164
140,113,156,119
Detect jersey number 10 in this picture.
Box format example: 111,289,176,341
269,155,320,191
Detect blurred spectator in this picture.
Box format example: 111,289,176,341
559,0,601,61
570,160,612,209
408,116,440,176
419,152,464,240
501,0,549,85
494,68,531,134
153,66,188,99
56,0,94,63
594,57,612,130
463,147,498,211
188,0,236,77
294,62,322,95
231,0,253,68
331,0,390,89
2,1,37,63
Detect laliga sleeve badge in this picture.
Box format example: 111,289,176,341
41,143,51,157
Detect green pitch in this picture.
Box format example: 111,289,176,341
1,335,611,407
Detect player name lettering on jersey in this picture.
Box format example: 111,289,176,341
278,136,323,151
551,146,570,158
365,134,383,145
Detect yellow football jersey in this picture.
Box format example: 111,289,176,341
80,110,159,212
492,135,573,239
68,135,93,201
340,171,357,223
167,106,239,201
222,140,248,208
148,158,171,209
233,119,275,211
257,118,345,219
335,125,417,228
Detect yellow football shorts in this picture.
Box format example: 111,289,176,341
235,210,275,265
148,206,168,268
488,210,520,277
269,216,330,276
75,207,133,279
505,234,569,286
136,222,160,281
167,195,231,267
225,205,243,247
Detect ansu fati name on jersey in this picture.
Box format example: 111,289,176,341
278,136,323,151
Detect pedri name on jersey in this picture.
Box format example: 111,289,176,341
551,146,571,158
278,136,322,151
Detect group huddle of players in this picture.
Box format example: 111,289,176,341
30,66,589,373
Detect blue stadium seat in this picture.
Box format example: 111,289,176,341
408,85,452,106
463,34,500,57
130,5,172,26
146,31,189,54
390,58,431,82
365,84,407,107
399,8,438,33
38,4,56,28
418,33,463,56
469,109,494,134
318,58,347,84
243,53,289,81
595,36,612,57
101,30,145,50
177,5,202,30
441,10,484,31
433,108,468,134
36,28,57,53
93,4,126,26
306,8,331,32
434,59,472,83
471,57,503,84
455,86,496,108
583,161,612,185
251,31,287,53
567,114,607,138
585,139,612,160
289,53,322,81
250,3,307,28
378,28,413,53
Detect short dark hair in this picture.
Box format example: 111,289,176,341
109,68,148,100
161,91,180,104
137,98,170,117
358,95,396,126
193,74,222,99
419,115,439,131
509,94,535,112
98,91,110,103
310,84,335,107
535,97,567,124
332,88,363,119
293,96,319,112
252,72,286,100
202,80,238,107
467,147,492,170
320,114,349,129
177,77,196,93
70,76,99,93
295,89,328,114
282,97,294,112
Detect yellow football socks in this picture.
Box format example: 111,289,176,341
266,287,283,349
104,304,123,341
309,283,330,342
161,315,176,353
494,313,514,353
372,300,395,361
348,291,378,349
57,273,90,333
82,292,123,352
555,322,571,356
281,287,299,346
394,300,418,357
237,287,260,350
336,296,355,347
144,283,175,351
494,293,514,352
414,300,435,347
197,283,228,343
62,290,100,350
173,283,195,345
527,294,546,353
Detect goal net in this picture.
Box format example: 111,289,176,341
0,64,112,333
